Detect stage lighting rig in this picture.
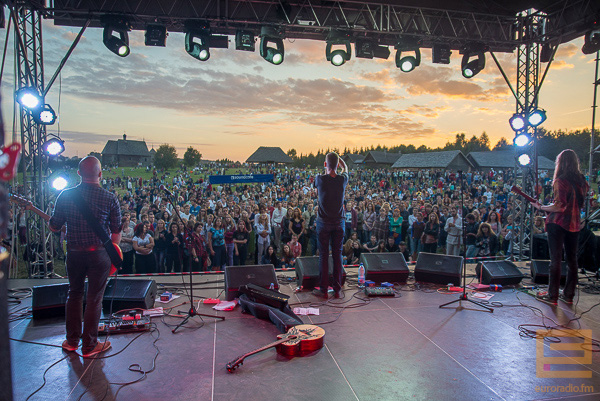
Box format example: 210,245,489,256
355,39,390,59
395,39,421,72
236,30,255,52
50,174,69,191
514,133,531,147
32,104,57,125
185,29,211,61
326,30,352,67
101,16,131,57
145,24,167,47
461,44,486,78
528,109,547,127
517,153,531,166
260,26,284,65
582,28,600,54
42,137,65,157
15,87,42,110
509,113,526,131
432,44,451,64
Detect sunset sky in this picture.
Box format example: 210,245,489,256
0,19,596,162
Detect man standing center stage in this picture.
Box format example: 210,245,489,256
49,156,121,357
313,152,348,299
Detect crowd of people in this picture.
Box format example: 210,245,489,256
8,161,598,275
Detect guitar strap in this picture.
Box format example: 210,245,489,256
71,189,123,268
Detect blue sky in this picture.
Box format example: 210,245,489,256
1,19,595,161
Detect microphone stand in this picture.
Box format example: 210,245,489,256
160,187,224,333
439,170,493,313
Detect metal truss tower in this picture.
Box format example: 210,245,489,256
14,6,52,277
510,10,544,261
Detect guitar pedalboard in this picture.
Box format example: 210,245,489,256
364,287,396,297
98,315,151,334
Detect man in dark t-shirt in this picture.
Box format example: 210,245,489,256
313,153,348,298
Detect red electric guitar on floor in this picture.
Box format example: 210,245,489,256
226,324,325,372
9,194,122,276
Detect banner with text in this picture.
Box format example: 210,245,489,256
209,174,274,185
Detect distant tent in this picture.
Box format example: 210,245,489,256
246,146,293,164
468,150,555,171
391,150,473,170
362,151,402,167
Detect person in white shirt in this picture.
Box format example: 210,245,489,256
272,201,287,251
445,206,463,256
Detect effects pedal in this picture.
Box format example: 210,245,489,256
364,287,395,297
98,315,151,334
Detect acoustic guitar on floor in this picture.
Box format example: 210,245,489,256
226,324,325,372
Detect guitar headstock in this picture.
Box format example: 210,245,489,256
226,357,244,373
9,194,33,209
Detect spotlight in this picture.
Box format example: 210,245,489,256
395,49,421,72
326,30,351,66
432,43,451,64
33,104,57,125
42,138,65,156
582,28,600,55
509,113,526,131
514,133,531,147
102,17,130,57
518,153,531,166
461,46,486,78
355,39,390,59
260,26,284,65
15,87,42,110
185,29,211,61
50,175,69,191
235,30,255,52
528,109,547,127
145,24,167,47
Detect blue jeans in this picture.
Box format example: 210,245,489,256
466,245,478,259
317,219,345,292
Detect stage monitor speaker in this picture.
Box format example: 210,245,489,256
361,252,409,283
103,278,157,311
32,283,71,319
475,260,524,285
224,264,278,301
531,234,550,260
530,260,567,285
295,256,347,289
414,253,462,285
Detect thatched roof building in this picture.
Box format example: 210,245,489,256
246,146,293,164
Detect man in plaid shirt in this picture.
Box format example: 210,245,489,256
49,156,121,357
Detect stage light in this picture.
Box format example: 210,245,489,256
509,113,526,131
326,30,351,66
42,137,65,156
518,154,531,166
582,28,600,55
528,109,547,127
145,24,167,47
514,133,531,147
102,17,130,57
355,39,390,59
461,48,485,78
260,26,284,65
395,49,421,72
15,87,42,110
185,29,211,61
432,44,451,64
235,30,255,52
33,104,57,125
51,175,69,191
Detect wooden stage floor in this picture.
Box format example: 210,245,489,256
7,263,600,401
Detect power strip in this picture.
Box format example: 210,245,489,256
364,287,395,297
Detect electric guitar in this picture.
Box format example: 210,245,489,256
511,185,537,204
226,324,325,373
9,194,122,276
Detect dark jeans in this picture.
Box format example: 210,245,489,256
154,249,166,273
121,250,134,274
422,242,437,253
317,219,345,292
135,253,156,274
165,252,181,272
547,223,579,300
234,246,248,266
66,249,111,353
212,244,226,269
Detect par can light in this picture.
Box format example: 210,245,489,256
518,154,531,166
15,87,42,110
42,138,65,156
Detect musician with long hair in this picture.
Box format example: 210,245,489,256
533,149,588,305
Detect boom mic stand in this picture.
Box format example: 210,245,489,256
439,171,493,313
160,186,224,333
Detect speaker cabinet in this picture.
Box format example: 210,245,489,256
530,260,568,285
414,253,462,285
32,283,71,319
103,278,157,311
224,264,278,301
475,260,524,285
361,252,409,283
295,256,347,289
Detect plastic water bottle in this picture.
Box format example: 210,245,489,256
269,282,275,290
358,263,366,288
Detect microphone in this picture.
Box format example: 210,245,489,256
159,184,173,196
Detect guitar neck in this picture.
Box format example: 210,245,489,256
29,206,51,222
227,336,295,369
